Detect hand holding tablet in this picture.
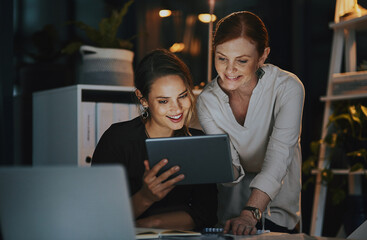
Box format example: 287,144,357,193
139,158,185,202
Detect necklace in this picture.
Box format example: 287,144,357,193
144,128,150,138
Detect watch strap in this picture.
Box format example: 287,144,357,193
243,206,262,222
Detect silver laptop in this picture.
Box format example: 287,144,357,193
0,165,135,240
146,134,234,185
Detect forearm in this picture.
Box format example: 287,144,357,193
245,188,270,213
135,211,196,230
131,190,154,218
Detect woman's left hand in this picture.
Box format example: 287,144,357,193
223,210,258,235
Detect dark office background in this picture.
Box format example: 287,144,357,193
1,0,367,237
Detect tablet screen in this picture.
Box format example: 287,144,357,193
145,134,234,185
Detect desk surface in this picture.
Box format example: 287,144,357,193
146,233,348,240
229,233,347,239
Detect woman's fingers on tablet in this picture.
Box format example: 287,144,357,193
143,160,150,174
154,175,182,195
162,173,185,187
142,160,156,184
146,159,168,177
156,165,182,182
148,174,178,198
146,159,183,186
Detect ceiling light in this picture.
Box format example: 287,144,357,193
159,9,172,17
169,43,185,53
198,13,216,23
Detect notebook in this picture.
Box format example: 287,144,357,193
0,165,135,240
146,134,234,185
135,227,201,239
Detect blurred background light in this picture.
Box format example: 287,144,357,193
169,43,185,52
198,13,216,23
159,9,172,17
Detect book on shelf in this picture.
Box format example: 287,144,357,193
135,227,201,239
96,102,114,143
129,104,140,119
113,103,130,123
80,101,96,166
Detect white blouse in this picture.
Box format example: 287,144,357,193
196,64,305,229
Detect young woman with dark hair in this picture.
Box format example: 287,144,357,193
93,49,217,230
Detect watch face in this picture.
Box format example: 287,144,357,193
243,206,262,222
253,209,261,221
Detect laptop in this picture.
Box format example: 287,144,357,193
0,165,135,240
146,134,234,185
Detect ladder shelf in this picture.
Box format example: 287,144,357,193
310,13,367,237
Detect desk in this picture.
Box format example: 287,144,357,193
147,233,347,240
228,233,346,239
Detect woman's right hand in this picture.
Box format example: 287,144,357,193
139,159,184,203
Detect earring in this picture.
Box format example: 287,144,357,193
142,106,149,119
255,67,265,79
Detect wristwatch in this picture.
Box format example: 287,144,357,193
243,206,262,222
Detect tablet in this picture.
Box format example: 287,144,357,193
146,134,234,185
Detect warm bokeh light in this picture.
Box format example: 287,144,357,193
159,9,172,17
198,13,217,23
169,43,185,53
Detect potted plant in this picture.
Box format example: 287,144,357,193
19,24,73,93
303,102,367,202
62,0,135,86
303,101,367,235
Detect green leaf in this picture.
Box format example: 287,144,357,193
361,105,367,118
302,157,317,174
72,21,102,45
98,0,134,47
310,140,321,155
349,163,364,172
61,42,83,55
329,113,356,137
347,148,367,160
355,105,367,141
64,0,135,51
324,133,338,148
349,105,358,119
302,176,315,190
27,24,62,62
330,188,346,205
118,39,133,50
329,113,353,127
321,169,333,184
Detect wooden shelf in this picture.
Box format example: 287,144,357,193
332,70,367,83
311,169,367,175
320,71,367,101
329,14,367,30
321,93,367,101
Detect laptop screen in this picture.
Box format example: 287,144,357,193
0,165,135,240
